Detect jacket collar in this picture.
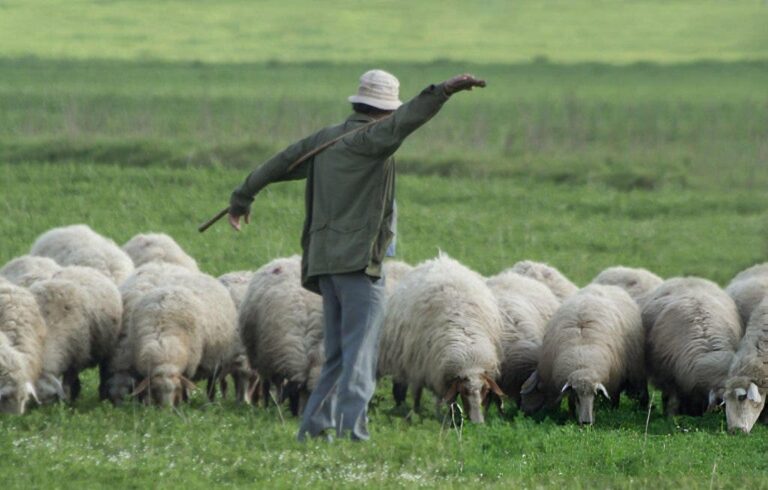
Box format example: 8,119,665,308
346,113,377,124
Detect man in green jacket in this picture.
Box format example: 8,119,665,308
228,70,485,441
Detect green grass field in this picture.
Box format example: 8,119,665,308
1,1,768,488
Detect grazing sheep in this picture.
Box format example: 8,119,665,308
239,256,324,415
591,266,663,302
0,279,46,414
30,224,134,285
378,254,504,423
0,255,61,287
520,285,646,425
723,298,768,434
510,260,578,302
642,277,742,416
485,270,561,407
122,233,199,271
725,275,768,327
218,270,259,404
30,268,122,403
105,263,201,404
130,272,238,407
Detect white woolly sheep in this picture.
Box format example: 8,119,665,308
30,266,122,403
725,275,768,327
0,279,46,414
105,262,198,404
510,260,578,302
122,233,199,271
239,256,324,416
0,255,61,287
30,224,134,285
130,271,238,407
722,298,768,434
642,277,742,416
217,270,259,404
485,270,561,407
591,266,663,302
378,254,504,423
520,284,646,425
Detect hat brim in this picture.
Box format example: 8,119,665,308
348,95,402,111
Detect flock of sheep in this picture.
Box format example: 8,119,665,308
1,224,767,435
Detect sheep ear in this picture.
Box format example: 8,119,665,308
520,371,539,395
596,383,610,400
560,382,571,394
131,377,151,397
708,389,717,407
25,382,40,404
748,383,762,403
442,380,460,404
482,374,506,398
180,376,196,391
45,374,66,400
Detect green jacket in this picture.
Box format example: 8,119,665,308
230,82,451,293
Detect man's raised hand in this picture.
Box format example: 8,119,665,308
228,212,250,232
444,74,487,95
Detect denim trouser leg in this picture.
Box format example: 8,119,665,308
334,272,385,440
297,275,343,440
296,272,384,441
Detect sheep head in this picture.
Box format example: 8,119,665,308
724,377,766,434
443,373,504,424
0,381,39,414
106,372,137,406
34,372,66,404
561,369,609,426
132,364,195,407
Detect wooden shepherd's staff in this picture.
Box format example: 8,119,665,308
197,118,384,233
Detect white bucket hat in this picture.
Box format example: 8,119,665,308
348,69,402,111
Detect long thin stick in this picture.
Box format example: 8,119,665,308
198,206,230,233
197,117,386,233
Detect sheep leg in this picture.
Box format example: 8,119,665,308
392,382,408,407
98,362,111,401
248,376,261,405
261,379,272,407
298,388,309,416
204,376,216,402
412,385,423,412
220,376,230,400
286,382,301,416
662,390,680,416
63,369,81,402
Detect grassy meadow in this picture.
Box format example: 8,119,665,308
1,1,768,488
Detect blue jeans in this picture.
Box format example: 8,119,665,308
297,271,385,441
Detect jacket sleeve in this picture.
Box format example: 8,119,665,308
345,82,451,157
229,132,320,215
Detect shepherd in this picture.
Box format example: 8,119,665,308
226,70,486,441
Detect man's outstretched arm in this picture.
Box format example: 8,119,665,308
346,74,486,157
